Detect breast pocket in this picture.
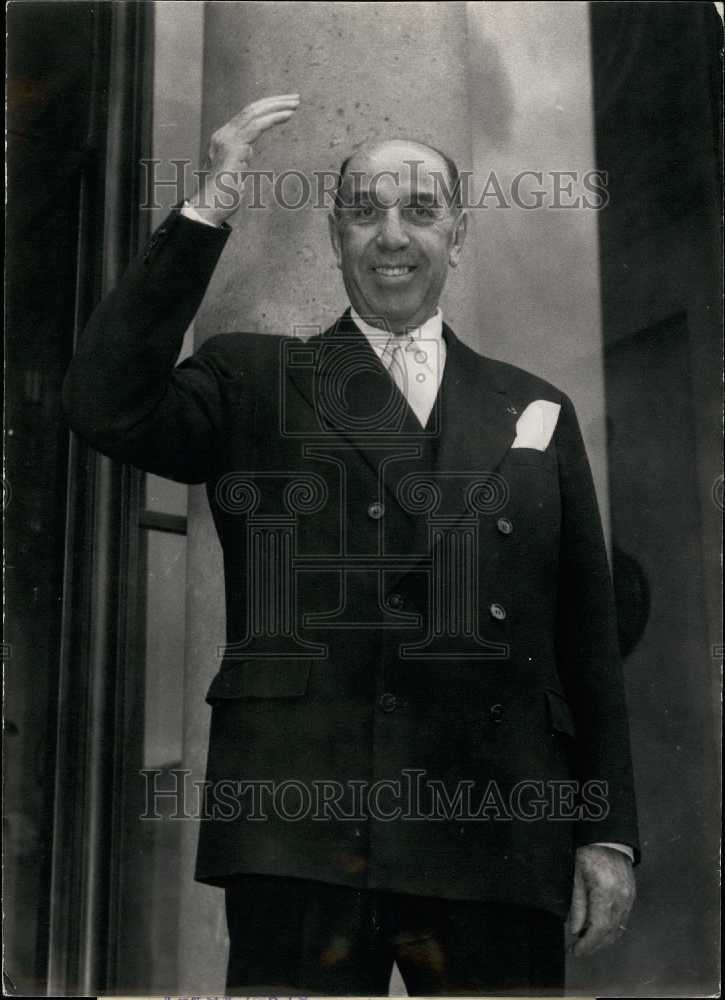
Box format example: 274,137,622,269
205,658,311,704
499,449,561,545
505,447,557,473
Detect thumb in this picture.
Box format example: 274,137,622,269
567,864,588,938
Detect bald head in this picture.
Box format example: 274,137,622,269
334,138,462,214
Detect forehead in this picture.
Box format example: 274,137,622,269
341,141,449,195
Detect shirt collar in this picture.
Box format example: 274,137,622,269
350,306,443,357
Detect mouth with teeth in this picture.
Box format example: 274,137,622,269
372,264,418,278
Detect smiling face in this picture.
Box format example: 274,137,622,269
328,140,467,333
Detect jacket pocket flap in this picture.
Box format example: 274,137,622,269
545,688,576,737
206,659,311,703
504,448,557,473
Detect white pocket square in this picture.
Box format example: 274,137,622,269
511,400,561,451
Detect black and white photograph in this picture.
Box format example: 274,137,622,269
4,1,722,997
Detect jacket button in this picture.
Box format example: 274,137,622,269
497,517,513,535
378,692,397,712
367,502,385,519
489,703,504,723
489,602,507,620
386,592,405,611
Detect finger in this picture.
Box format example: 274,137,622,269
572,881,607,951
231,95,300,126
568,866,587,938
248,107,299,128
237,94,301,115
575,884,635,956
605,899,633,945
600,871,635,930
573,882,621,957
597,918,629,952
572,913,612,957
611,890,634,925
239,109,298,143
228,104,298,136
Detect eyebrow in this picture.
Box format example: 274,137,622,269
341,189,442,207
347,191,375,205
402,190,440,206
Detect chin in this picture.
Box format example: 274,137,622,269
375,299,422,323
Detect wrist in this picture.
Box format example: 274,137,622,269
184,197,230,228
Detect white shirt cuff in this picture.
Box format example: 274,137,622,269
180,201,221,228
592,841,635,862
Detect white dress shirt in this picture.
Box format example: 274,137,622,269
350,306,445,428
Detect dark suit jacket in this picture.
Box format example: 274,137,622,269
63,207,639,919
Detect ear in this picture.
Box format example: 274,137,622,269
448,210,468,268
328,213,343,270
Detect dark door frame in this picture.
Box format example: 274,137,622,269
46,3,154,994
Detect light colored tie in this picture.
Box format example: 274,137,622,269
380,334,409,397
380,333,437,428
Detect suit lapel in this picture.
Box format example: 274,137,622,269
434,323,517,508
286,313,519,544
382,323,517,577
286,311,430,518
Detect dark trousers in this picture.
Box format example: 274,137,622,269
225,875,565,996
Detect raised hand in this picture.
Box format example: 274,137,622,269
189,94,300,225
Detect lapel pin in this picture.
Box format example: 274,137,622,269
506,405,518,416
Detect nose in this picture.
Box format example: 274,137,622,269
376,207,410,251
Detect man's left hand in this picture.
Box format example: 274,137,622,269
566,844,636,957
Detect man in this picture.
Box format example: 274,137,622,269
63,95,638,995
